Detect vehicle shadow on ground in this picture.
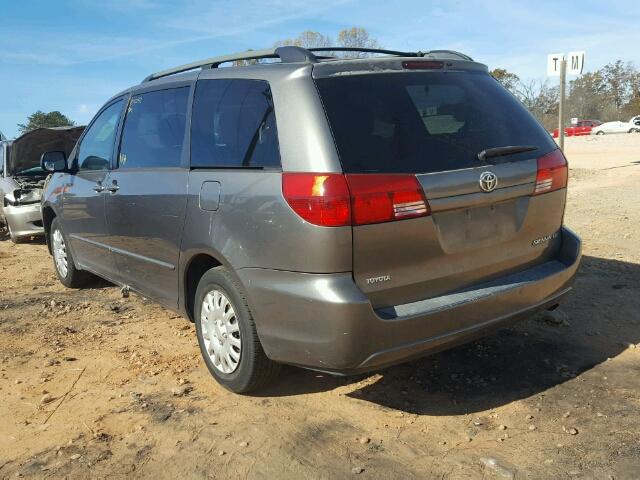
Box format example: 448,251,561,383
25,236,47,245
82,275,114,289
0,229,46,244
602,159,640,170
261,255,640,415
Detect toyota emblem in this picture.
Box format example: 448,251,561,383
479,171,498,192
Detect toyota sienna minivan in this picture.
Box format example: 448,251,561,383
40,46,581,393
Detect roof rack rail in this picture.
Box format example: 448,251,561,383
307,47,418,57
141,46,317,83
141,46,475,83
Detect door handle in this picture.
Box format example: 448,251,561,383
93,182,105,193
106,180,119,193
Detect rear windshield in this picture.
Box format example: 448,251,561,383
315,71,557,174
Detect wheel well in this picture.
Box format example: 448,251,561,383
184,254,222,322
42,207,56,254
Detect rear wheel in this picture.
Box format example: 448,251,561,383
50,218,92,288
629,128,639,133
194,266,279,393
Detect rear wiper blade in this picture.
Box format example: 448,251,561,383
477,145,538,162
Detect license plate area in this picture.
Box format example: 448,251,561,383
432,198,526,254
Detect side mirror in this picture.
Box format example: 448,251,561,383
41,151,67,172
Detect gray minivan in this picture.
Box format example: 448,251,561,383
41,46,581,393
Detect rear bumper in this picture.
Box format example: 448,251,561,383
238,227,582,373
3,203,44,238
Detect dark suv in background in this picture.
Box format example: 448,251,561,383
40,46,581,393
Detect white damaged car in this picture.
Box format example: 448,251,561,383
0,126,83,243
592,116,640,135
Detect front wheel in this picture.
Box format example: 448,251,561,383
50,218,92,288
595,131,605,135
194,266,279,393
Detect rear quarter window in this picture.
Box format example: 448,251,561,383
315,71,557,174
190,79,280,169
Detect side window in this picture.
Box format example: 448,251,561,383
118,87,189,169
191,79,281,168
77,100,124,171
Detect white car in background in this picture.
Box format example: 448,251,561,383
592,116,640,135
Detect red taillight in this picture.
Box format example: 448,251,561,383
282,173,351,226
282,173,430,227
402,60,444,70
346,174,429,225
534,149,568,195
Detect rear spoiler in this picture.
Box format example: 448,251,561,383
311,57,488,79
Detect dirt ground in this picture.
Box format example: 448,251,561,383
1,134,639,479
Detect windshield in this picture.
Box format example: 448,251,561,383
315,71,557,174
14,166,48,176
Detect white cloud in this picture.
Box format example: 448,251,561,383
0,0,354,67
162,0,353,34
370,0,640,80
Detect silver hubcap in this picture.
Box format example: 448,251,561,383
52,229,68,278
200,289,241,374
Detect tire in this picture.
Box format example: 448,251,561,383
50,217,92,288
629,128,639,134
596,131,605,135
194,266,279,393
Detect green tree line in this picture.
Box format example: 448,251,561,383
17,110,75,135
492,61,640,131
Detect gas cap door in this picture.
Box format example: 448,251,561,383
199,181,221,212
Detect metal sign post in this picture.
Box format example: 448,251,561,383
558,58,567,151
548,51,584,152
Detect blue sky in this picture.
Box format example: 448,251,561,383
1,0,638,139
